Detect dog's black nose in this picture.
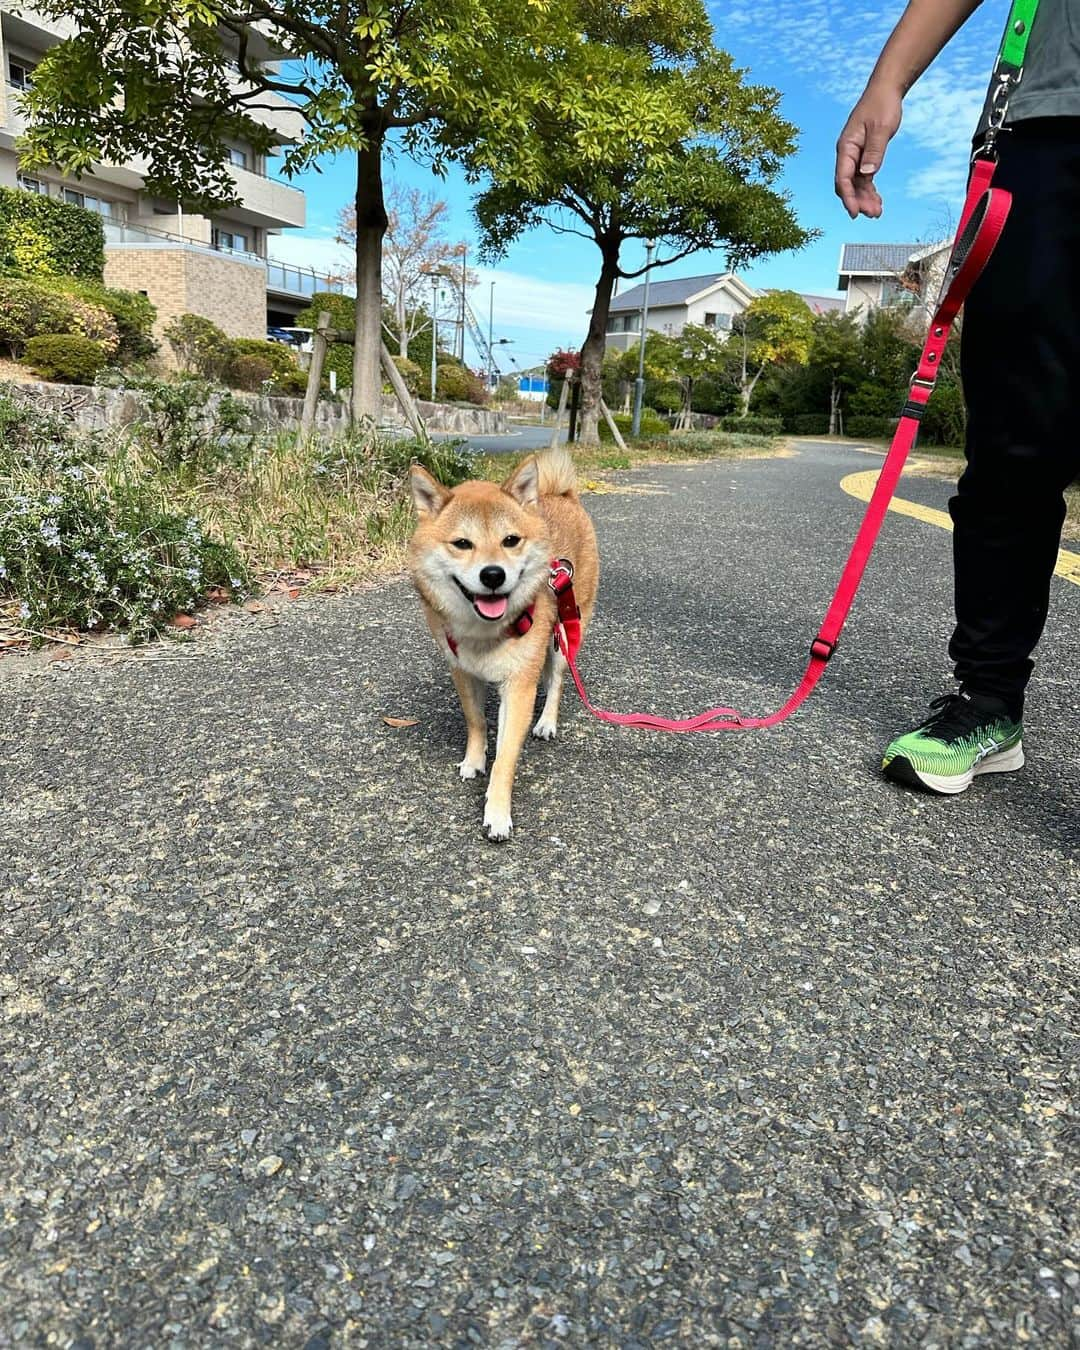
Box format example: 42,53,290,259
479,565,506,592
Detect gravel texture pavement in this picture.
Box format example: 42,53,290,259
1,441,1076,1348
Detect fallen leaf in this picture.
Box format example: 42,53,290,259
48,646,73,662
169,614,196,630
382,716,419,728
207,587,230,604
243,600,265,614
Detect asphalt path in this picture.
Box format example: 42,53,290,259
434,422,562,455
2,440,1077,1347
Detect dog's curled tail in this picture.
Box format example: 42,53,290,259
536,446,578,500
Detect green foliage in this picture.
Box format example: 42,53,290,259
435,362,488,405
720,414,783,436
919,382,966,447
165,313,234,380
43,277,157,363
24,333,108,383
228,337,302,394
845,415,893,440
313,429,478,493
392,356,423,395
599,409,668,441
295,293,356,391
97,371,254,471
0,279,82,357
229,354,274,391
0,395,247,643
0,186,105,280
786,413,830,436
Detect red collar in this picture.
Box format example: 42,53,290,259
445,558,579,659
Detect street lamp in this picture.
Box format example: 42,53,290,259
419,268,442,401
631,238,656,437
488,280,496,388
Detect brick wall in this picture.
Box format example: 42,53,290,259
104,245,267,366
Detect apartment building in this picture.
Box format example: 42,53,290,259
0,5,346,354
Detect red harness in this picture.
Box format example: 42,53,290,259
444,558,577,658
551,157,1011,733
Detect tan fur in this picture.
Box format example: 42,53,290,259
408,449,599,840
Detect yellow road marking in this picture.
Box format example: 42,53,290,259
840,468,1080,587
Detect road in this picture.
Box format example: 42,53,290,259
433,421,561,455
2,440,1076,1347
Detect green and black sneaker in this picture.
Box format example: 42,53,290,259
882,690,1024,795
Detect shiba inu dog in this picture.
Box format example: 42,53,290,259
408,447,599,841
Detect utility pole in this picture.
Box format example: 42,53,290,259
420,268,440,401
459,247,467,362
488,280,495,388
631,239,656,437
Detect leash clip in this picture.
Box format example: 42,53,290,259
810,636,837,663
548,557,574,594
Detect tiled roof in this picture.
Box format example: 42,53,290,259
798,293,844,314
608,273,729,312
839,243,919,275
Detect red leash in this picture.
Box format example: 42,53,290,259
554,157,1012,733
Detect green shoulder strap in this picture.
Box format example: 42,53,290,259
999,0,1040,73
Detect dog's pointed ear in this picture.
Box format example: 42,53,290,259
503,455,539,508
410,464,451,518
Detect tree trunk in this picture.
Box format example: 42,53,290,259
577,248,620,447
828,376,839,435
351,134,389,424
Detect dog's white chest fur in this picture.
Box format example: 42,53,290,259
447,631,542,684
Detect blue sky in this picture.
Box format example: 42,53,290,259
270,0,1007,374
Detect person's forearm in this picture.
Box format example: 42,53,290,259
864,0,984,96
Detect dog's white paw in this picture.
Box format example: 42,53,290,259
482,806,513,842
531,716,558,741
458,756,486,781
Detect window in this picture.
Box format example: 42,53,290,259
213,227,250,253
228,147,249,170
63,188,113,216
703,312,717,328
8,58,36,90
17,174,48,195
715,312,732,331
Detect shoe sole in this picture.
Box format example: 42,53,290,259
884,740,1025,795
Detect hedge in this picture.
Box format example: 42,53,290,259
44,277,157,363
0,277,119,361
0,187,105,281
24,333,108,383
720,415,783,436
600,408,669,441
845,416,894,440
785,414,830,436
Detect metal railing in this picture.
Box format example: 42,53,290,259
103,219,348,297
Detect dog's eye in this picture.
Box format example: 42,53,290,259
450,538,473,551
502,534,521,548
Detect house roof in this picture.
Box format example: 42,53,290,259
838,243,920,276
609,273,739,313
763,289,844,315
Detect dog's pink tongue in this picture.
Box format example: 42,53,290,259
475,595,508,621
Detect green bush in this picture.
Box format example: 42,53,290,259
392,356,423,396
785,413,831,436
295,292,355,390
24,333,108,383
45,278,157,363
599,408,669,442
97,371,254,471
0,276,122,361
920,383,966,448
845,415,894,440
229,354,274,391
0,395,247,643
165,313,234,380
0,186,105,280
435,361,488,405
313,429,478,495
719,414,783,436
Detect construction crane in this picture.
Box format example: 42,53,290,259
440,269,504,381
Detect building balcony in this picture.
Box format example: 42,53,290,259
104,219,345,301
223,161,305,230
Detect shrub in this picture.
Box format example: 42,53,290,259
435,361,488,405
392,356,423,396
24,334,107,384
312,429,478,495
45,278,157,363
785,413,831,436
845,415,893,440
0,186,105,280
97,371,254,471
229,354,274,391
920,382,966,447
599,408,669,442
165,313,234,380
0,395,248,643
719,414,783,436
295,292,356,390
0,279,80,357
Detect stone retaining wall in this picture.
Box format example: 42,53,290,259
0,380,508,437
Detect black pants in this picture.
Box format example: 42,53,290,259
952,118,1080,716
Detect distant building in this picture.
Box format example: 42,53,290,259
602,272,759,351
0,5,346,355
837,242,951,323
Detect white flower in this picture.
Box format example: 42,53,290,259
18,602,30,620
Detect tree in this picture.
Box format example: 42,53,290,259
339,185,459,360
729,291,813,416
18,0,545,423
807,311,860,434
461,0,811,444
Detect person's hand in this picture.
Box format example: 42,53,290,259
835,86,903,219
